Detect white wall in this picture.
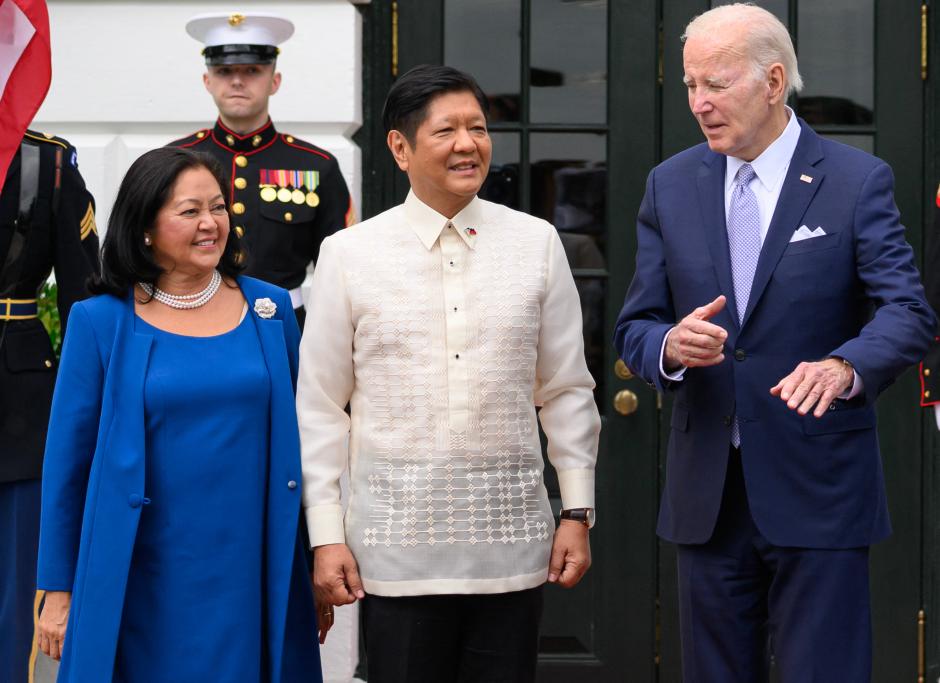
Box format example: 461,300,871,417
35,1,363,237
32,2,363,681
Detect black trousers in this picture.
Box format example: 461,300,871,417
362,586,543,683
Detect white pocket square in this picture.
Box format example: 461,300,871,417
790,225,827,242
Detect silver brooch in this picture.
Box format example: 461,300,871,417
254,297,277,319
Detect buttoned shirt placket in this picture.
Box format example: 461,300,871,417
440,222,470,434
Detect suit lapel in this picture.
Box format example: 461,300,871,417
254,314,289,399
698,150,739,331
111,292,153,462
73,293,153,678
240,279,298,677
242,282,290,408
241,279,291,437
741,122,825,328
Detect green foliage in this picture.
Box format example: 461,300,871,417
38,281,62,356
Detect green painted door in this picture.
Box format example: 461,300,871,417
357,0,661,679
358,0,930,680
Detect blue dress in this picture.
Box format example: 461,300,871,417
115,312,271,682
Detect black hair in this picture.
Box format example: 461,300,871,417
89,147,246,297
381,64,489,146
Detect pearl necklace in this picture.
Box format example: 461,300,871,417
138,270,222,309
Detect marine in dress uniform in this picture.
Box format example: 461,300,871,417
920,183,940,413
170,12,353,328
0,131,99,682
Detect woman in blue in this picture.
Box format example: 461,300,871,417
35,147,325,681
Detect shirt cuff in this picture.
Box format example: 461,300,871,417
557,468,595,510
838,370,864,400
305,503,346,548
36,575,75,593
660,327,686,381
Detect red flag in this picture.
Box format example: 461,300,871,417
0,0,51,193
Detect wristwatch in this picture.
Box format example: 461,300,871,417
559,508,595,528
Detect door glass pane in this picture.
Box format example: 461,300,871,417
530,133,607,264
445,0,522,122
575,276,607,399
797,0,874,125
480,132,520,209
530,0,607,124
711,0,788,27
823,134,874,155
530,133,607,395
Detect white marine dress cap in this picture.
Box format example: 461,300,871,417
185,12,295,65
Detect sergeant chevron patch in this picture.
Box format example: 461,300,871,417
79,202,97,241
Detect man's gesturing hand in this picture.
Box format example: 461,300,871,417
663,295,729,372
770,358,855,418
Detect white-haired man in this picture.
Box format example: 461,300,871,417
615,4,933,680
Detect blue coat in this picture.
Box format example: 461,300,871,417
37,276,321,682
614,121,936,548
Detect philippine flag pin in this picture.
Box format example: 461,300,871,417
465,227,477,236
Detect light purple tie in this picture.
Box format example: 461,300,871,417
727,163,760,446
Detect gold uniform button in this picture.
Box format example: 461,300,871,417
235,226,245,238
234,177,247,190
225,134,236,146
927,390,932,398
252,135,262,147
235,155,248,168
232,202,246,215
44,360,53,368
926,368,932,377
285,135,294,143
196,131,206,139
284,212,293,222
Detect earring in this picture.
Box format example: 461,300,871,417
143,234,152,246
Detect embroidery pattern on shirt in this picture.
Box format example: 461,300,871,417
348,219,552,548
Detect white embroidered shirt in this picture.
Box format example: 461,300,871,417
296,191,600,596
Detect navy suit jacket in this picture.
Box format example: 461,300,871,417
614,120,935,549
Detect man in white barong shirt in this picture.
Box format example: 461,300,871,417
296,64,601,683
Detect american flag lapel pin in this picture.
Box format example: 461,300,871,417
799,174,813,183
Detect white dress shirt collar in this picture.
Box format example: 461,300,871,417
725,107,802,194
403,190,483,250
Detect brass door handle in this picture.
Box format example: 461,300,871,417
613,389,639,416
614,359,633,380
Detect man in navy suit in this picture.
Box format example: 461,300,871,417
614,4,934,681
